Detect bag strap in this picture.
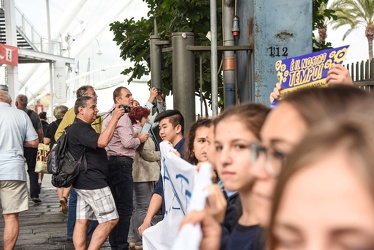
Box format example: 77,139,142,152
80,149,88,173
26,109,33,118
66,121,88,173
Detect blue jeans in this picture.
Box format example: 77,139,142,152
24,147,40,198
108,157,134,250
67,186,98,241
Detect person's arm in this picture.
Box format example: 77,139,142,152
24,138,39,148
144,87,165,126
117,115,146,149
37,128,43,143
156,94,166,113
326,64,353,85
43,137,51,145
97,106,124,148
147,87,158,104
138,193,162,236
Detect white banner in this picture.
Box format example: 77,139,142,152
143,141,197,250
172,162,212,250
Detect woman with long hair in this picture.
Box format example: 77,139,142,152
184,118,212,165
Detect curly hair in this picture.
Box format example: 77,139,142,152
128,106,150,125
184,118,212,165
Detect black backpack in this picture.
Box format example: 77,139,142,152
48,125,86,188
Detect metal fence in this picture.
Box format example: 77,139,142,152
346,59,374,92
0,0,62,55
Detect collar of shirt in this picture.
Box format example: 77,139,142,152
174,137,185,158
0,102,10,108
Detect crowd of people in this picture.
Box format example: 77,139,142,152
1,63,374,250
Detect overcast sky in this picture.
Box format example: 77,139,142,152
13,0,369,114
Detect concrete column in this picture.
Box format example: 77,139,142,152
236,0,312,105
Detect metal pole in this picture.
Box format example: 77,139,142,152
46,0,54,118
150,19,162,90
172,32,195,131
199,54,203,117
210,0,218,116
223,0,236,108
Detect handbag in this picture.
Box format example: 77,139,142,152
35,143,50,173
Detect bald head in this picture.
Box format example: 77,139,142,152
16,94,28,108
0,90,11,104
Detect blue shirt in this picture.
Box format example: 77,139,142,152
153,137,185,216
221,224,261,250
0,102,38,181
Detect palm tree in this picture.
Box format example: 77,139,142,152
330,0,374,61
317,2,329,44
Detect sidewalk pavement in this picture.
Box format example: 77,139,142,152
0,173,111,249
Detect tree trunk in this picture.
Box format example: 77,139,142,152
365,25,374,61
318,25,327,44
368,38,373,62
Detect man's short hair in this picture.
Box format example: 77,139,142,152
113,86,128,104
74,96,93,115
16,94,28,107
155,109,185,135
0,90,11,103
76,85,94,98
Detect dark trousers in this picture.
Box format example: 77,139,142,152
24,147,40,198
108,157,134,250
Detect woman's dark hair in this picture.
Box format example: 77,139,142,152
128,106,150,125
184,118,212,165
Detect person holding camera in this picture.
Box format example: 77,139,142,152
102,86,149,250
143,87,166,125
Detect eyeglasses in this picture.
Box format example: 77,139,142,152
249,142,286,177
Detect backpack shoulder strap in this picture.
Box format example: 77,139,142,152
81,149,87,173
26,109,33,118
